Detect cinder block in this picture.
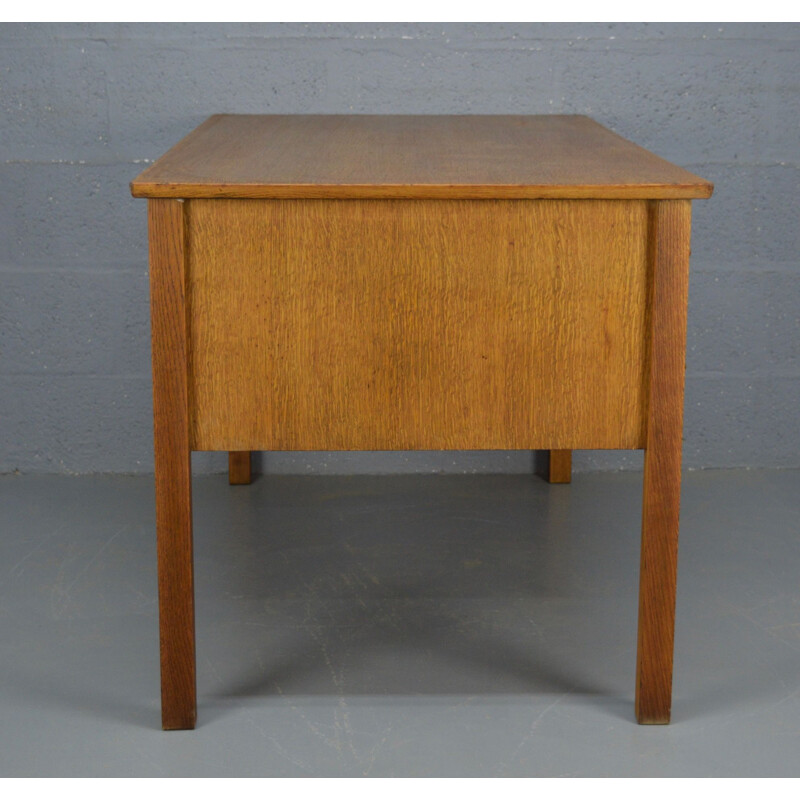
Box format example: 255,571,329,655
0,268,150,376
690,164,800,265
556,40,784,166
0,374,154,473
106,42,328,158
683,376,800,468
0,38,110,161
324,41,558,114
687,270,800,376
0,162,147,264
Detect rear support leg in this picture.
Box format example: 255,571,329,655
228,451,252,485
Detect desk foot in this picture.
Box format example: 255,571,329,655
547,450,572,483
228,451,252,485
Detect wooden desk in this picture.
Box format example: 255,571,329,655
131,115,713,730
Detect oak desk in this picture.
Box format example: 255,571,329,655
131,115,713,730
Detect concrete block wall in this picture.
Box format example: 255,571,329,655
1,22,798,474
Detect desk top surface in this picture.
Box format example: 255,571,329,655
130,114,713,200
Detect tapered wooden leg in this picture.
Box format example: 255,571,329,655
547,450,572,483
635,200,691,725
149,198,196,730
228,451,252,485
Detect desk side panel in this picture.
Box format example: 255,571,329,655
185,199,649,451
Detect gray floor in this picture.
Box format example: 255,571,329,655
0,468,798,776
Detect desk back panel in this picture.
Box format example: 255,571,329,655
185,198,650,451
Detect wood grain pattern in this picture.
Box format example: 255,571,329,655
228,451,252,485
635,200,691,725
148,198,196,731
547,450,572,484
185,199,651,452
130,115,714,200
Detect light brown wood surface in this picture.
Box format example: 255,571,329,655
148,198,196,730
130,115,713,200
635,200,691,724
185,198,651,452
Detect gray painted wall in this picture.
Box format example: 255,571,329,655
1,22,798,475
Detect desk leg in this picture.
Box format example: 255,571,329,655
636,200,691,725
228,451,252,485
547,450,572,483
149,198,196,730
